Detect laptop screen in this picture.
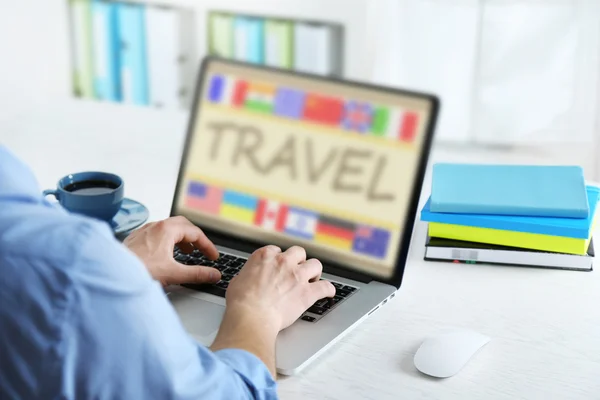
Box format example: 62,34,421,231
174,59,435,279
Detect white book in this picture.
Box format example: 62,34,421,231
233,18,249,62
146,6,178,109
146,6,196,109
424,236,594,272
312,25,332,75
264,20,293,68
177,10,196,109
293,23,339,76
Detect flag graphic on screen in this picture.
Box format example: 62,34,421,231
302,94,344,126
220,190,258,224
254,199,288,231
399,111,418,141
232,80,249,106
315,216,356,250
207,74,248,107
340,101,373,133
371,107,419,142
273,87,306,119
371,106,390,135
208,74,227,103
284,207,318,239
244,82,275,113
185,181,223,214
352,225,391,259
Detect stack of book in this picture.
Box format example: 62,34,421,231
420,164,598,271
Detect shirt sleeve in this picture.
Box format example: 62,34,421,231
57,220,278,400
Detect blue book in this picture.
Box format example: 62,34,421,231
421,186,599,239
117,3,149,105
91,0,121,101
246,18,264,64
431,163,589,218
233,17,264,64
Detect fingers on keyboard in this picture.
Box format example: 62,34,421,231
176,250,359,324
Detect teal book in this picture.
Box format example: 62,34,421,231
431,163,589,218
421,186,599,239
91,0,121,101
117,3,149,105
233,17,264,64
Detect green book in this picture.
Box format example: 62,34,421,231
69,0,94,98
264,19,293,68
209,12,233,58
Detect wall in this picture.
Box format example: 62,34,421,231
365,0,600,146
0,0,71,120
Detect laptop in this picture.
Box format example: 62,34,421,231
167,57,439,375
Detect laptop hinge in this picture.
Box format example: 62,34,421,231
322,264,373,284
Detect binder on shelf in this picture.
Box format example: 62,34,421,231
117,2,149,105
174,8,196,109
264,19,293,69
293,22,342,76
91,0,121,101
233,17,264,64
146,6,196,109
209,12,233,58
69,0,94,98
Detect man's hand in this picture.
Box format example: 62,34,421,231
123,216,221,287
211,245,335,376
228,245,335,332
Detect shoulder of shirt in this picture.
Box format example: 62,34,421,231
0,146,42,198
0,146,112,264
0,196,156,295
0,147,152,290
0,200,115,267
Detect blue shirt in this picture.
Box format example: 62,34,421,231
0,146,278,399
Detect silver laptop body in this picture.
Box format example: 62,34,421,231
167,57,439,375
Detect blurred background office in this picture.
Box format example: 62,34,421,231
1,0,599,178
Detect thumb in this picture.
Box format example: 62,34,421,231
167,262,221,285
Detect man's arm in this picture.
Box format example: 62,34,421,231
64,221,277,399
210,308,279,377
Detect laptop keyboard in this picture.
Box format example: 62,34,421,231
174,248,358,322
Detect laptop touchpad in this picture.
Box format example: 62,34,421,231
169,293,225,346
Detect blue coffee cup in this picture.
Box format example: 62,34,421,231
43,171,124,221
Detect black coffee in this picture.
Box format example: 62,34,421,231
64,180,119,195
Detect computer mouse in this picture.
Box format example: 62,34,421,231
413,329,490,378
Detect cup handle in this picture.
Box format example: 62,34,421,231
43,189,58,199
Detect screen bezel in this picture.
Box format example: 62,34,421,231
170,56,439,289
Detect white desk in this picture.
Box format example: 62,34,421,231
2,100,600,400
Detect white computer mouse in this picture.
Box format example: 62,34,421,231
413,329,490,378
